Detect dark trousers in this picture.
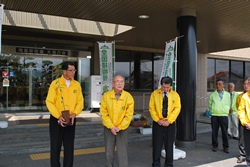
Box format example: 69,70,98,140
244,127,250,167
152,121,175,167
239,121,246,157
49,115,76,167
211,116,229,149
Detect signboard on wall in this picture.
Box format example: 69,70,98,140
3,78,9,87
16,47,68,56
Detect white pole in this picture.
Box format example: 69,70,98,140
174,37,178,91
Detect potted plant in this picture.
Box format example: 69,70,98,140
139,123,152,135
131,115,148,127
53,64,71,126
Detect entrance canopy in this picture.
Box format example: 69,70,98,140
0,1,250,54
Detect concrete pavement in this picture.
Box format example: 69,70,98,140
0,131,245,167
0,112,246,167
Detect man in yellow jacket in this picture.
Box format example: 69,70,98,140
236,78,250,163
100,75,134,167
238,78,250,167
149,76,181,167
46,61,84,167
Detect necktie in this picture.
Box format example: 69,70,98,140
162,92,168,118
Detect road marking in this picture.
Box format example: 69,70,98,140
30,147,105,160
37,122,84,127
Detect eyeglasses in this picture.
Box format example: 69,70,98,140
114,81,124,84
67,69,77,73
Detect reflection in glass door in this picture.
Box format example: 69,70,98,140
0,54,65,113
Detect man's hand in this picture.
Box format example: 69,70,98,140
158,120,169,126
162,120,170,127
111,127,120,135
245,123,250,130
58,116,66,127
229,108,233,113
157,120,164,126
70,114,76,125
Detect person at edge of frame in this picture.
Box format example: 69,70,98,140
236,78,250,163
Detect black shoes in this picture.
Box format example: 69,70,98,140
233,137,239,140
212,147,218,152
223,148,229,153
228,135,239,140
212,147,229,153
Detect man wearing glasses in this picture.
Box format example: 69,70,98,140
46,61,84,167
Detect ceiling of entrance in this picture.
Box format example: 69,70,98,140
0,1,250,54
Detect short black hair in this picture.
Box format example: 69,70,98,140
160,76,172,86
216,79,224,84
61,61,75,70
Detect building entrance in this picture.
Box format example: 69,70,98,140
0,54,65,113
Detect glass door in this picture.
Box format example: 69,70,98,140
0,54,65,113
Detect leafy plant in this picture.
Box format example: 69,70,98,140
133,115,147,121
52,64,62,80
143,123,152,128
139,115,147,121
53,64,67,110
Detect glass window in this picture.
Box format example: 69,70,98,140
245,62,250,79
207,59,215,91
207,58,248,92
216,59,229,81
230,61,243,91
130,51,153,90
154,54,164,89
115,50,153,90
0,54,64,111
115,50,131,90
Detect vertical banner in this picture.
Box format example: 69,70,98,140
98,41,115,95
158,39,176,89
0,4,4,54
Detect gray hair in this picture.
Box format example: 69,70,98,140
228,83,235,87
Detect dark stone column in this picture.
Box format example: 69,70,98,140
176,9,197,148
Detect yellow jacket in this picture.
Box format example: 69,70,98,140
238,92,250,126
149,88,181,124
46,75,84,119
236,92,244,110
100,89,134,130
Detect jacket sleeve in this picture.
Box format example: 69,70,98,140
118,95,134,130
46,82,61,119
208,93,213,112
236,94,242,110
232,93,238,113
168,93,181,124
74,83,84,116
100,93,115,129
238,96,247,126
149,92,160,122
